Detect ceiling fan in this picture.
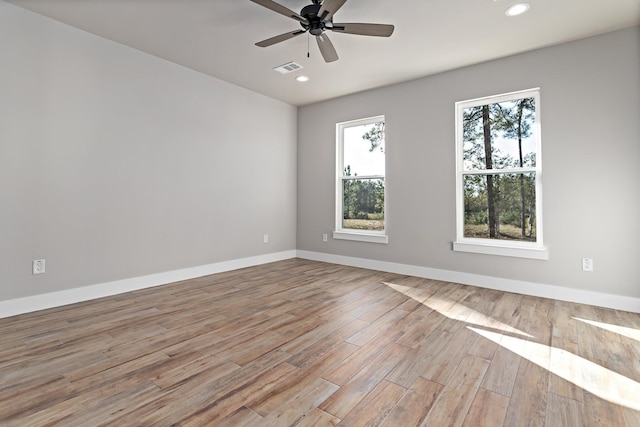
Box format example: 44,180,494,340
250,0,394,63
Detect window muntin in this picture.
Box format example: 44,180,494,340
335,116,387,243
455,89,545,258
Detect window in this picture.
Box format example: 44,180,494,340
454,89,547,259
334,116,387,244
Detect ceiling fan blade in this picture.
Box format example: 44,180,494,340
316,33,339,63
317,0,347,21
250,0,307,23
331,23,395,37
256,30,306,47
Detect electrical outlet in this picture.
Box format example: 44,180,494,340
263,234,269,244
322,233,328,242
33,259,46,275
582,258,593,272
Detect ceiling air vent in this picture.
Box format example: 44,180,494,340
273,61,303,74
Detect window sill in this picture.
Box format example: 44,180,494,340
453,241,548,260
333,231,388,244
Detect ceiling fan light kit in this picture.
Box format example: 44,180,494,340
250,0,395,63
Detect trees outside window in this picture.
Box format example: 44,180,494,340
455,89,546,259
334,116,388,244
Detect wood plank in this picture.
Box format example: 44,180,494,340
547,337,584,402
545,392,584,427
467,332,499,360
110,349,291,425
503,358,549,427
248,367,334,416
145,358,297,425
339,380,406,427
285,319,366,369
346,306,411,346
151,355,240,390
295,408,341,426
24,352,198,425
278,317,368,356
380,377,443,427
420,354,490,427
385,332,450,388
480,336,523,397
0,376,71,422
420,327,478,385
319,344,405,419
582,390,629,427
622,406,640,427
548,300,578,341
216,406,264,427
258,377,339,425
462,388,510,427
321,329,403,386
395,309,446,348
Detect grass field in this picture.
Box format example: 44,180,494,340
343,221,534,239
464,223,536,241
343,219,384,231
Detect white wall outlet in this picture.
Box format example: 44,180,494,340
33,259,46,275
582,258,593,272
263,234,269,243
322,233,328,242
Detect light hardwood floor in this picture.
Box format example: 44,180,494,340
1,259,639,426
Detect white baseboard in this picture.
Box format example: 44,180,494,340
3,249,638,319
0,250,297,319
296,250,640,314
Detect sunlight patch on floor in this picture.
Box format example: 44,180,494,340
384,282,532,338
573,317,640,342
382,282,434,303
468,326,640,411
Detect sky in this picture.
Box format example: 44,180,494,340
343,123,385,177
342,120,536,174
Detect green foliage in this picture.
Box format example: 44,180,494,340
462,98,536,170
463,173,536,240
465,211,487,226
362,122,385,153
342,178,385,224
500,210,522,227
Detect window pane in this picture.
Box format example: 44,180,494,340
342,178,384,231
343,122,385,176
462,98,536,171
463,173,536,241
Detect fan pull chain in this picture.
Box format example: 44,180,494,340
307,33,310,58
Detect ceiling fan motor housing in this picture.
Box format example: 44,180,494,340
300,4,327,36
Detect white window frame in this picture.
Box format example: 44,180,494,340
334,115,388,244
454,88,547,260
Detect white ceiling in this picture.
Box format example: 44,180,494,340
6,0,640,106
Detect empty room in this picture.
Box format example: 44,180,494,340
1,0,639,425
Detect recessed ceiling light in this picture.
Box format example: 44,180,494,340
296,75,310,82
505,3,530,16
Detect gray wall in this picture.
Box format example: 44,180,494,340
0,2,297,300
298,27,640,299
